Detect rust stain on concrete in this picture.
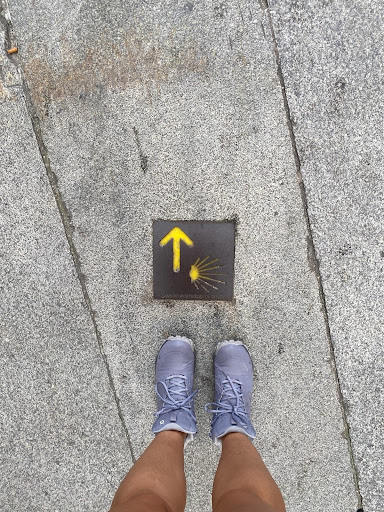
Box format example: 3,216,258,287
24,31,210,118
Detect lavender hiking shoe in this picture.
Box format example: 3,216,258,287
205,340,256,445
152,336,198,447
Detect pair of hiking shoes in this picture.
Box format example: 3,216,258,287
152,336,256,447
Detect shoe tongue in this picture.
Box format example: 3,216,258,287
222,380,244,409
167,375,187,402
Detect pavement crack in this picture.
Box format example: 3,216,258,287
260,21,266,40
238,3,244,25
263,2,363,509
3,0,136,464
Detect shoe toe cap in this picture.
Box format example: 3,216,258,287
215,344,253,377
156,338,194,377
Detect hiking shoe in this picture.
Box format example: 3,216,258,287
152,336,198,447
205,340,256,445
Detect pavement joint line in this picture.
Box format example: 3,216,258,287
3,0,136,465
263,2,363,509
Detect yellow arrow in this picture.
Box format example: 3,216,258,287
159,227,194,273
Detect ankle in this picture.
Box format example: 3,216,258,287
156,430,187,442
221,432,252,450
222,432,251,443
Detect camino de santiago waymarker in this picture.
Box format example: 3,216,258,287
153,220,235,301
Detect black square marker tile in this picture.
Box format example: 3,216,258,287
153,220,235,301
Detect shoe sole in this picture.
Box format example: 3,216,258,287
166,335,194,350
215,339,246,355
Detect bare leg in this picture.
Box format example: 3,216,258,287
212,433,286,512
109,431,186,512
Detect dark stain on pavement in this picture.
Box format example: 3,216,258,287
330,77,347,114
133,126,148,174
213,3,227,18
337,244,352,256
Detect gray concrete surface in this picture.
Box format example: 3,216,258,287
269,1,384,510
2,0,382,511
4,0,358,510
0,4,132,511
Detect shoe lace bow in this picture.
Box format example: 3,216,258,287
155,374,198,422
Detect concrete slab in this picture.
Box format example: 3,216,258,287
0,6,132,511
6,0,359,510
269,1,384,510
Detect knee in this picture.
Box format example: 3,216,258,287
109,491,173,512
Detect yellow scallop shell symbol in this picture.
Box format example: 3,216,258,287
189,256,226,293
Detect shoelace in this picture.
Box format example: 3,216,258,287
204,374,248,428
155,374,198,422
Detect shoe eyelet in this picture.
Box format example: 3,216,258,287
160,420,164,425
